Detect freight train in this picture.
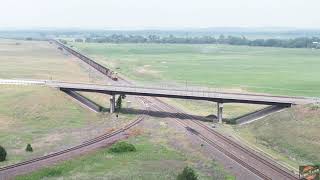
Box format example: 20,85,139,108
52,39,118,81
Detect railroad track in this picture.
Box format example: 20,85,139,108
53,40,298,179
0,97,150,178
146,97,298,180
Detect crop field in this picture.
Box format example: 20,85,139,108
71,42,320,97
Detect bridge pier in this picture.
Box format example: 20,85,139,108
217,103,223,123
110,94,116,113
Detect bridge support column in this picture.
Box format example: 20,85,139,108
110,94,116,113
217,103,223,123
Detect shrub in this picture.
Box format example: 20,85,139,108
0,145,7,162
26,144,33,152
177,166,198,180
108,141,136,153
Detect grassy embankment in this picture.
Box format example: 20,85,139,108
233,105,320,170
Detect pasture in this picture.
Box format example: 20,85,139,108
71,42,320,97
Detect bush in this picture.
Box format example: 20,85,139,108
26,144,33,152
108,141,136,153
0,145,7,162
177,166,198,180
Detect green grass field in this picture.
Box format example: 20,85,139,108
71,42,320,97
15,136,234,180
15,137,188,180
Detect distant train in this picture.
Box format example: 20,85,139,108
52,40,118,81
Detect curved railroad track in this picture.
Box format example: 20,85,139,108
0,97,150,178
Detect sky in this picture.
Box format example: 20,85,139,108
0,0,319,29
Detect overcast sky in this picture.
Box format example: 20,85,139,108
0,0,319,29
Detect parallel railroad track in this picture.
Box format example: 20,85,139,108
148,97,298,180
53,40,299,180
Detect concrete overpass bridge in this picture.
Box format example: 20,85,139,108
1,79,317,123
46,81,316,123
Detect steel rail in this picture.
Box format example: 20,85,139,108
0,98,149,174
150,97,298,180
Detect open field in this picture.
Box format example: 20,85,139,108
0,39,104,83
71,42,320,97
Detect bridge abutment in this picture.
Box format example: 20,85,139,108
110,94,116,113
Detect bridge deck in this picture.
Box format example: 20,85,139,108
48,82,315,106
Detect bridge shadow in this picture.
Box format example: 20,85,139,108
104,107,217,122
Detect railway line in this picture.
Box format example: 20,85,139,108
0,97,150,179
146,97,298,179
49,39,299,179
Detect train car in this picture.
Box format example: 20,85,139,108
53,39,118,81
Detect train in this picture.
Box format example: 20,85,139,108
52,39,118,81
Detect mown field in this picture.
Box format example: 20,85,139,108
71,42,320,97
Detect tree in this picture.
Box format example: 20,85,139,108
116,94,126,112
0,146,7,162
177,166,198,180
26,144,33,152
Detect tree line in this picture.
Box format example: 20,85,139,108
79,34,320,49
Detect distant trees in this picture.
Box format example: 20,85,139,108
83,34,320,49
